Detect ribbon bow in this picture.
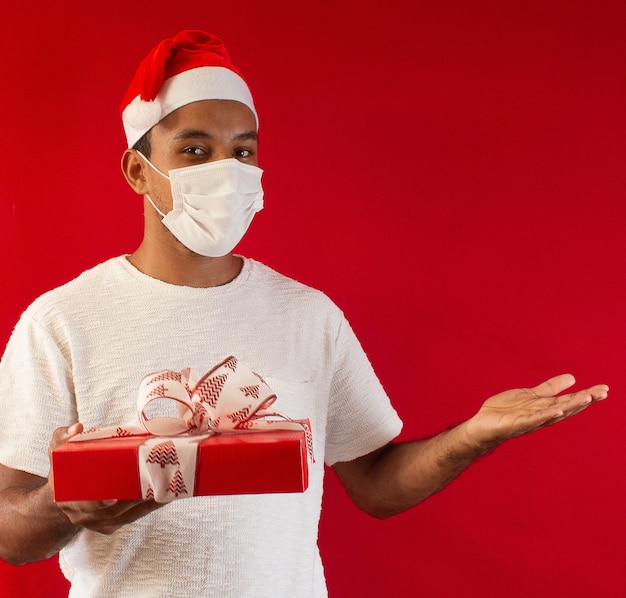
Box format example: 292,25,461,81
138,355,282,435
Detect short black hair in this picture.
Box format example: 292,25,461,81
133,129,152,158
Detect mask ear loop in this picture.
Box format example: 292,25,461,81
135,150,171,180
135,150,170,218
145,194,167,218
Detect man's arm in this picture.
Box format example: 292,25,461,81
333,374,608,519
0,465,76,565
0,423,162,566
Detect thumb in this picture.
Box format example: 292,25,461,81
530,373,576,398
50,422,84,451
48,423,84,491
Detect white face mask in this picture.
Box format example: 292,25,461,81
138,152,264,257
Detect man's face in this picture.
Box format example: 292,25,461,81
142,99,258,215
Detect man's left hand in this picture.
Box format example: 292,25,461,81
464,374,609,450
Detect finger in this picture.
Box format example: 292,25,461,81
587,384,610,401
531,402,588,428
50,427,71,451
50,423,84,451
523,384,609,429
57,499,146,526
62,500,162,533
57,498,157,518
530,374,576,398
48,423,86,492
67,422,84,438
556,384,609,413
57,499,119,514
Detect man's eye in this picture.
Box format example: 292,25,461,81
235,149,251,158
183,147,205,156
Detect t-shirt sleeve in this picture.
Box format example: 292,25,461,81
324,315,403,466
0,308,77,478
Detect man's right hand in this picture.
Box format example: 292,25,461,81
49,423,163,535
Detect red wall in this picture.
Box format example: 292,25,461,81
1,1,624,596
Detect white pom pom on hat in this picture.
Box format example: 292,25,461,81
125,98,163,131
120,30,258,148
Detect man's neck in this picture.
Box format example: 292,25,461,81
127,243,243,288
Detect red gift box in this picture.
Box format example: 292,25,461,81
52,429,309,502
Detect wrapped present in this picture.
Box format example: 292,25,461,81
52,429,309,501
51,356,312,503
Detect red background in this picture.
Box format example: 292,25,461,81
0,1,624,596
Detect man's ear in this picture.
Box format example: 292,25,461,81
121,149,149,195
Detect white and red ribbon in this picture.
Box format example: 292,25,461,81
71,356,313,503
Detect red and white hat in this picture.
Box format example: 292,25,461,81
120,30,257,148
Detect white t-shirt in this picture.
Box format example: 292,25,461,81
0,256,402,597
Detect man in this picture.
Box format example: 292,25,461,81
0,30,608,597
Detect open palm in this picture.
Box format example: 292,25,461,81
466,374,609,447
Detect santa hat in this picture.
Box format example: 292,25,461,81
120,30,257,148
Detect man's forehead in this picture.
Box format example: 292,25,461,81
157,99,257,129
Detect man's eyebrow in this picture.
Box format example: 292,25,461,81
232,131,258,142
173,129,214,141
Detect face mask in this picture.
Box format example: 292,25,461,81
138,152,264,257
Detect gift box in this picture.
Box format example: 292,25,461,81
52,357,314,502
52,429,309,502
